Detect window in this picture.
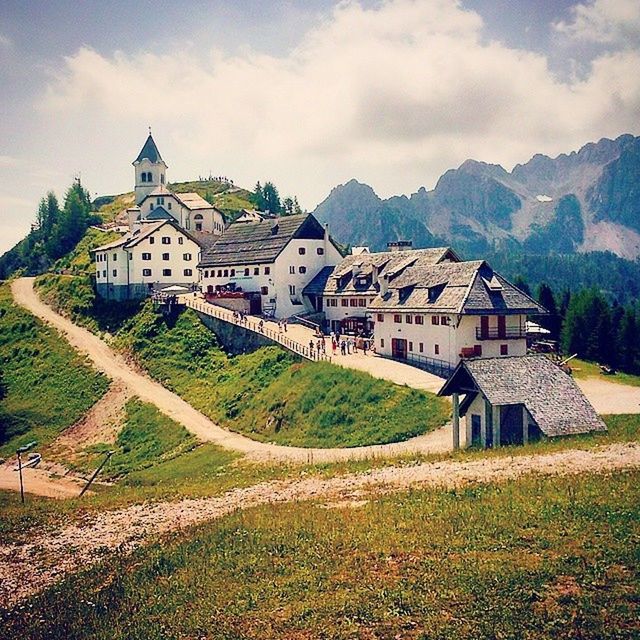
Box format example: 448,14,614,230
147,172,153,182
377,313,384,322
149,237,155,244
409,341,413,352
254,267,259,275
415,315,424,325
406,315,413,324
230,269,235,277
102,270,106,278
341,299,348,307
162,253,170,260
358,299,366,307
350,299,357,307
317,248,324,255
183,253,192,261
298,247,306,255
143,268,152,277
223,269,229,277
204,270,209,278
195,223,202,231
178,236,183,245
380,338,385,348
142,253,151,261
328,299,337,307
394,314,402,323
157,197,164,205
150,203,154,210
244,268,250,276
141,173,147,183
160,174,165,184
217,270,222,277
168,202,172,210
434,344,440,355
441,316,451,326
162,269,172,276
264,266,270,275
112,269,117,277
129,254,133,261
113,253,117,261
289,266,295,274
289,285,296,295
162,237,171,244
194,214,203,221
500,344,509,356
261,286,269,295
184,269,193,277
419,343,424,353
432,316,440,325
299,266,307,274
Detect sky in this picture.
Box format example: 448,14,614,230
1,0,639,253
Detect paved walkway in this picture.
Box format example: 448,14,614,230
11,278,452,463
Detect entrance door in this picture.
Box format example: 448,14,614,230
391,338,407,359
471,415,482,446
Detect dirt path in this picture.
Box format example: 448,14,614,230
576,377,640,414
0,464,85,499
1,441,638,609
11,278,452,463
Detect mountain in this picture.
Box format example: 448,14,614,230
313,134,640,259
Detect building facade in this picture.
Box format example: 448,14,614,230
93,219,203,300
198,213,342,318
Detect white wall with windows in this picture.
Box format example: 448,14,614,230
137,193,224,235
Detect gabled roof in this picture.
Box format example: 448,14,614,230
145,206,175,221
304,247,459,297
198,213,325,267
93,219,204,252
369,261,546,315
175,192,215,211
133,134,164,165
439,355,607,437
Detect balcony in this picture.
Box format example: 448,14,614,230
475,326,526,340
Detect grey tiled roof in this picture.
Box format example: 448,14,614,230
134,134,164,164
304,247,458,297
369,261,546,315
198,213,325,267
145,206,175,221
94,220,205,252
440,355,607,437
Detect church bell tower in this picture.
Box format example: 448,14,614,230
132,129,168,205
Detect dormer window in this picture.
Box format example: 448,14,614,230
428,283,446,303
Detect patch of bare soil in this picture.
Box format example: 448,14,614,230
1,441,638,609
0,465,85,501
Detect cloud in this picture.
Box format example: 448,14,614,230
554,0,640,46
37,0,640,206
0,34,11,49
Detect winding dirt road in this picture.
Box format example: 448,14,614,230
1,441,638,609
10,278,452,463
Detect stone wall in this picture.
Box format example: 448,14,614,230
196,312,273,356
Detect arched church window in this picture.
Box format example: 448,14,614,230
161,174,165,184
141,173,147,183
194,214,203,220
147,172,153,182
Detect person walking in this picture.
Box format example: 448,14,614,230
332,338,337,355
340,340,346,356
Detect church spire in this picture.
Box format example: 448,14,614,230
133,130,164,165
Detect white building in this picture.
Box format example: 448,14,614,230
369,259,546,375
93,219,203,300
303,246,460,335
198,213,342,318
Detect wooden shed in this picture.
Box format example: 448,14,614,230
438,355,607,449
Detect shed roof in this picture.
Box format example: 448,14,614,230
198,213,325,267
439,355,606,437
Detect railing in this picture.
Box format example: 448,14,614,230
290,314,321,334
184,297,332,363
475,327,526,340
382,352,454,379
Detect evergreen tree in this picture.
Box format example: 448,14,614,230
617,308,639,374
537,283,560,339
513,275,531,297
262,181,281,214
253,181,265,210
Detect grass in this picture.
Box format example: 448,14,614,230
0,283,108,458
114,302,450,448
570,358,640,387
51,227,121,276
94,192,135,223
2,469,638,639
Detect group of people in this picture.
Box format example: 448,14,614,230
232,310,248,325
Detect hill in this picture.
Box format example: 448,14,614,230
313,134,640,260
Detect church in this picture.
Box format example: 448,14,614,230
93,132,224,300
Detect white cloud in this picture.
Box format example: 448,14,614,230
35,0,640,208
554,0,640,46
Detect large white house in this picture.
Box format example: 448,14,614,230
93,219,203,300
305,245,545,374
198,213,343,318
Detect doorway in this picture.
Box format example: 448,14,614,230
391,338,407,359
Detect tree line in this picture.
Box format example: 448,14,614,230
515,277,640,375
0,180,98,279
253,181,303,216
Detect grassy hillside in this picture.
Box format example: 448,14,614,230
4,469,638,639
0,283,108,457
115,303,449,448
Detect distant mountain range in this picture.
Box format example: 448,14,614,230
312,134,640,260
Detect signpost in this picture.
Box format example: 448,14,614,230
16,441,37,504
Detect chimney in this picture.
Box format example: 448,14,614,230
387,240,413,252
379,274,389,296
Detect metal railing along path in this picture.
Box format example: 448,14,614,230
183,297,332,363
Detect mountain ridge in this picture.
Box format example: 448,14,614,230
313,134,640,259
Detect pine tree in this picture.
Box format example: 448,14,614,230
537,283,560,339
513,275,531,297
262,182,281,214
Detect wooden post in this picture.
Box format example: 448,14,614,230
481,400,488,448
493,405,501,448
452,393,460,450
522,405,529,445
